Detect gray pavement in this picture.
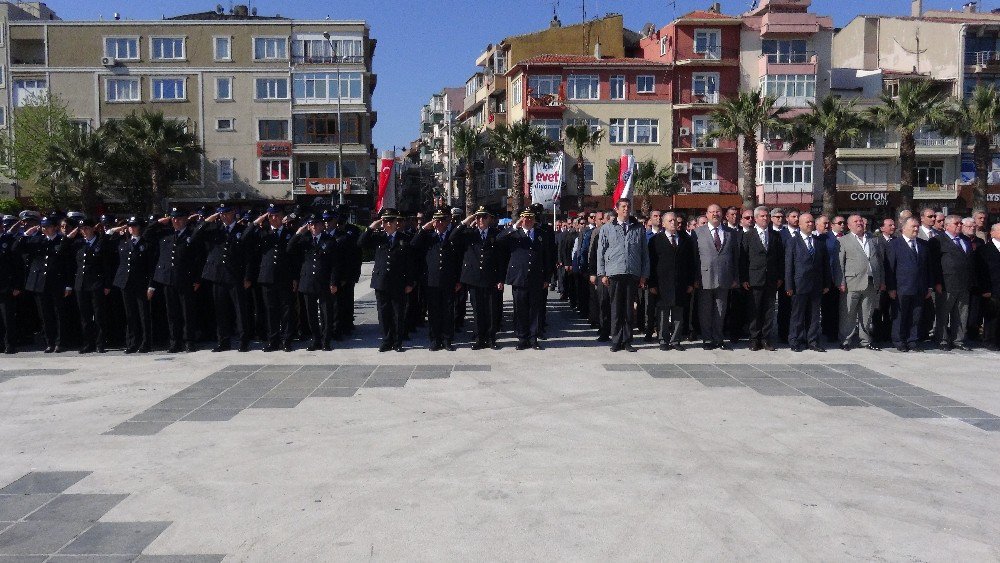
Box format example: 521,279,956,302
3,288,1000,561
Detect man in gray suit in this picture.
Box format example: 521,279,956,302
693,204,737,350
838,214,885,351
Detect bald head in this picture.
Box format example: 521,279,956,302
799,213,815,233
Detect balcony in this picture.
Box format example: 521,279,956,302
674,47,741,66
674,135,736,153
291,55,365,65
760,12,822,35
913,182,960,200
690,179,720,193
914,133,961,156
675,90,721,108
9,39,46,66
758,53,818,77
761,182,813,193
966,51,1000,70
524,93,565,117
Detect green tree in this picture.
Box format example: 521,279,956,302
113,111,203,213
938,84,1000,214
633,158,680,217
40,127,113,216
487,120,556,213
788,95,871,217
451,124,487,216
709,90,791,209
0,93,73,202
563,124,605,209
867,80,951,214
604,158,620,197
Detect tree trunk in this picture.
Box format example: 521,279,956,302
973,133,989,214
822,138,838,218
741,135,758,210
898,132,916,215
80,179,98,217
464,162,476,217
510,160,525,214
150,165,164,214
640,191,652,217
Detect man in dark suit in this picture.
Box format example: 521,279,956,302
498,208,552,350
885,217,934,352
411,209,462,351
740,205,784,351
193,204,254,352
107,216,157,354
63,218,116,353
931,215,975,351
359,208,416,352
976,223,1000,351
649,212,697,350
330,205,363,336
147,208,204,353
287,214,339,351
784,213,831,352
529,203,557,339
0,216,23,354
14,215,73,353
248,204,299,352
588,212,611,341
450,207,504,350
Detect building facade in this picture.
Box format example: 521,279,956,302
0,2,377,206
418,87,463,200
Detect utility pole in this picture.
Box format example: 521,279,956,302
323,32,345,205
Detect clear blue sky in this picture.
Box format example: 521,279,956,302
43,0,966,153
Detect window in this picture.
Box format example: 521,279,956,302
13,79,47,107
0,66,5,88
104,37,139,60
914,161,945,187
528,75,561,97
659,36,668,56
214,37,232,61
106,78,140,102
255,78,289,100
693,29,721,59
610,75,625,100
758,160,813,185
511,76,523,107
567,117,600,135
692,73,719,103
692,116,715,148
883,80,900,98
837,161,891,187
258,119,289,140
567,74,598,100
292,37,364,63
761,39,808,63
292,72,363,103
0,107,6,128
151,37,185,60
216,118,235,131
691,159,717,181
636,75,655,94
294,114,359,144
254,37,287,60
531,118,562,141
298,161,320,180
760,74,816,104
216,77,233,101
152,78,185,101
626,118,659,144
69,120,91,135
609,118,626,144
581,160,594,182
218,159,234,183
260,159,290,181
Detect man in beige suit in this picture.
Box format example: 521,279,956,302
838,214,885,351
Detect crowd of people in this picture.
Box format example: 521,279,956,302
2,199,1000,356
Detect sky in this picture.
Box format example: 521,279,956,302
39,0,974,153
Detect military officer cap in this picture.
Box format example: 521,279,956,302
100,213,117,224
519,207,536,219
216,203,234,213
770,207,784,217
530,203,545,215
2,215,15,225
66,211,86,222
79,218,97,228
472,206,493,217
321,208,338,221
19,210,42,222
126,215,145,227
305,213,321,224
432,208,450,220
168,207,186,218
379,208,401,220
267,203,285,215
39,215,57,227
451,207,462,217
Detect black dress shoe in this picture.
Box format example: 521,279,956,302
53,347,66,353
624,344,637,352
429,342,442,352
211,344,230,353
911,347,925,353
491,340,501,350
322,344,333,352
896,345,909,352
167,345,182,354
609,344,621,352
238,341,251,353
185,343,198,353
674,343,685,352
394,344,405,352
444,342,456,351
516,341,529,351
791,345,803,352
840,344,851,351
79,346,95,354
138,346,151,353
262,344,278,352
763,342,776,351
282,343,293,352
44,346,55,354
97,347,107,354
659,343,672,351
532,340,543,350
378,342,392,352
4,347,15,354
470,342,486,350
596,335,611,343
939,343,952,351
717,343,732,351
306,344,319,351
865,344,882,351
808,345,826,353
954,344,973,352
750,342,762,351
124,347,137,354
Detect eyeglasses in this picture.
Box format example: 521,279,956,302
742,216,752,220
834,221,845,225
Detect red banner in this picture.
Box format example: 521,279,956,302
376,158,396,212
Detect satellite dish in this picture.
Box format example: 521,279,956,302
641,22,656,37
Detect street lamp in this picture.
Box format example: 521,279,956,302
323,31,345,205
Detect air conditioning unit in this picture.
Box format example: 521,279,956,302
678,127,691,137
101,57,116,66
230,191,244,200
673,163,689,174
216,191,227,201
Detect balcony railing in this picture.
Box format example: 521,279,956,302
914,135,960,147
690,179,720,193
844,134,891,149
676,91,720,105
913,181,959,200
761,52,815,64
965,51,1000,67
526,93,564,107
292,55,365,65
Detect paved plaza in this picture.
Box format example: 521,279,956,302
3,291,1000,561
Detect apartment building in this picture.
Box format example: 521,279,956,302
418,87,463,198
0,2,377,205
832,2,1000,215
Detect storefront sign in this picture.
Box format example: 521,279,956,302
257,141,292,158
847,192,890,205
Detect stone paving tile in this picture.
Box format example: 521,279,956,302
59,521,171,556
48,556,135,562
964,419,1000,431
0,473,91,496
104,422,174,436
452,365,490,371
127,410,191,423
815,397,871,407
0,521,92,555
309,387,359,398
134,555,226,562
0,495,56,522
180,410,241,422
603,364,643,371
933,406,1000,419
0,556,47,562
25,495,127,523
248,398,303,409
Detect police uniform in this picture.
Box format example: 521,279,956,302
250,205,299,351
64,221,115,353
325,209,359,340
287,216,339,351
0,222,24,354
110,217,156,353
358,209,416,351
13,217,72,352
193,205,253,352
411,210,462,350
498,209,552,349
450,207,504,349
148,209,204,352
530,203,557,337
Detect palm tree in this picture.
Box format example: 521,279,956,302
487,120,557,213
709,90,791,209
938,84,1000,214
563,124,605,210
633,158,681,217
113,110,203,213
41,127,112,216
787,95,871,217
867,80,951,214
604,158,620,197
451,124,487,216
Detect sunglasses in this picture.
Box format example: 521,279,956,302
742,215,752,220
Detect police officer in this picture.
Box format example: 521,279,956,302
450,206,504,350
498,208,552,350
1,215,24,354
325,206,360,340
107,216,156,353
14,215,72,353
359,208,415,352
147,208,203,353
63,218,115,353
411,208,462,351
193,204,253,352
287,214,339,351
529,202,557,338
250,204,299,352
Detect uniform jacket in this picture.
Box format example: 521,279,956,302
329,224,362,284
450,224,504,288
358,229,416,292
0,232,25,293
885,236,932,297
837,232,885,292
148,223,204,288
693,224,737,290
497,227,551,288
194,220,253,286
648,230,697,307
14,232,72,294
64,234,116,292
785,233,831,296
411,227,462,288
110,233,156,292
740,226,784,288
287,231,338,295
596,217,650,279
249,224,299,286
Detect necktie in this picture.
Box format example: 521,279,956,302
759,229,767,249
954,236,964,252
481,230,487,241
713,228,722,251
910,239,917,254
806,236,814,255
671,234,677,247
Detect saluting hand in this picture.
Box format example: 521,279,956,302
368,219,383,230
146,288,155,301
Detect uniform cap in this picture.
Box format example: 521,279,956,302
519,208,536,219
379,208,401,220
39,216,55,227
168,207,186,218
217,204,234,213
99,213,117,224
432,209,449,220
322,208,338,220
66,211,86,221
472,206,493,217
1,215,14,224
529,203,544,214
79,218,97,228
267,203,285,215
126,216,144,227
19,210,42,221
